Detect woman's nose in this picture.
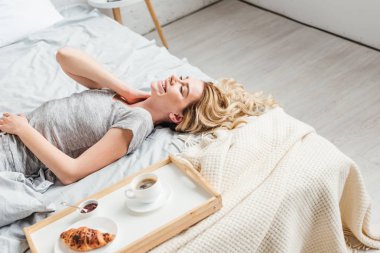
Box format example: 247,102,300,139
170,75,177,85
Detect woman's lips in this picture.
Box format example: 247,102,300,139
158,80,166,93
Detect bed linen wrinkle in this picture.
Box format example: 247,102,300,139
0,135,55,230
1,135,16,172
1,137,11,175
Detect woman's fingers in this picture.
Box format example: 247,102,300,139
1,112,11,121
2,112,25,118
1,113,26,122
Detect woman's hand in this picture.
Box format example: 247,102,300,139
118,88,151,104
0,113,29,135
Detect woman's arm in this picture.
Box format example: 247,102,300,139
56,47,150,104
0,113,132,185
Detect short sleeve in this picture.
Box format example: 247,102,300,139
111,107,154,154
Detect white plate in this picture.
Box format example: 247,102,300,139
54,217,118,253
126,184,172,213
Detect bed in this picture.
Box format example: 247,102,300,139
0,2,379,253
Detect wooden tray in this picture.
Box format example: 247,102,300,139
24,155,222,253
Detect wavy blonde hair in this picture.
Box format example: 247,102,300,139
175,78,277,134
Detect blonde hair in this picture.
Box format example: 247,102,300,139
175,78,277,134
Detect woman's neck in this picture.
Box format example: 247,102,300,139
129,99,166,125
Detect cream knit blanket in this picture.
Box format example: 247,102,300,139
151,107,380,253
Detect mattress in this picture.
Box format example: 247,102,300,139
0,4,213,252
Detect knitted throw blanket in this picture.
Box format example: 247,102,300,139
151,107,380,253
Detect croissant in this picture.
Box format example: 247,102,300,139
60,226,115,252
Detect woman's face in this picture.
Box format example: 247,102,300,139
150,75,204,124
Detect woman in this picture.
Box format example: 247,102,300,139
0,48,276,187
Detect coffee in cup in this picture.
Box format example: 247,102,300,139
125,173,162,204
137,178,156,190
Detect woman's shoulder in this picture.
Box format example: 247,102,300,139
110,106,154,154
116,106,153,126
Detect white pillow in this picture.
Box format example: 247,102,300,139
0,0,63,47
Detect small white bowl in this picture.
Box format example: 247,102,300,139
77,199,99,218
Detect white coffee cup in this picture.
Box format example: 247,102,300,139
124,173,162,204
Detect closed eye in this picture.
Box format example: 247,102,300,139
179,76,189,97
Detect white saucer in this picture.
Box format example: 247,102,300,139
125,184,172,213
54,217,118,253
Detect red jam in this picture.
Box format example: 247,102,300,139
81,203,98,213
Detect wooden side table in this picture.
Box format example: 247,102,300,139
88,0,169,48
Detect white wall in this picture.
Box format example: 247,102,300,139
243,0,380,50
52,0,219,35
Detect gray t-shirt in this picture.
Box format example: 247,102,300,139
8,88,154,175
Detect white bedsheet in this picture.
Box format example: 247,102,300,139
0,4,213,252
